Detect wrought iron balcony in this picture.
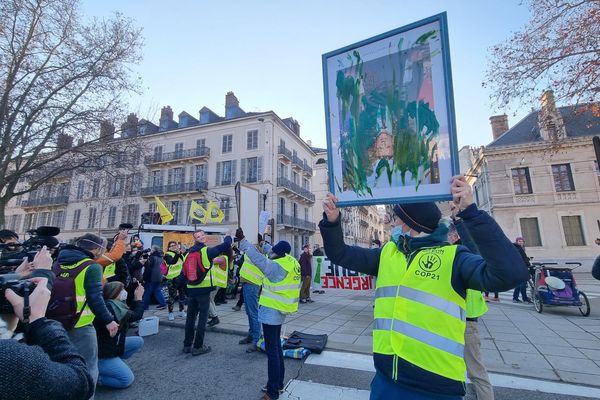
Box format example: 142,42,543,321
276,177,315,203
277,145,292,161
276,214,316,232
302,162,313,176
144,146,210,165
292,154,304,169
21,196,69,208
141,180,208,196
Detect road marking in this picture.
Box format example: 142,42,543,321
306,351,374,372
488,373,600,399
306,351,600,398
282,380,370,400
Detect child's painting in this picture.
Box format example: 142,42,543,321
323,13,459,207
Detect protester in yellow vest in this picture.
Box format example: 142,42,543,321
238,240,269,353
448,222,494,400
320,176,528,400
54,233,120,398
236,228,300,400
182,229,232,356
164,241,186,321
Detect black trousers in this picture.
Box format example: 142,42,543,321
184,292,210,348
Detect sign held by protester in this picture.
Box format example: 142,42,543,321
312,256,373,291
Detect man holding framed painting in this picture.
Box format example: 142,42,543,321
321,13,528,400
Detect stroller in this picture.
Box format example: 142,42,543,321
530,262,590,316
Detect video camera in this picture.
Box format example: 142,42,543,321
0,226,60,272
0,273,36,315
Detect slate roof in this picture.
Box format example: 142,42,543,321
488,104,600,147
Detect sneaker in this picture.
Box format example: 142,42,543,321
307,298,314,303
484,295,490,302
183,346,191,354
300,299,307,304
192,345,211,356
239,336,253,345
512,299,522,303
232,305,241,311
524,298,533,304
318,290,325,294
156,304,167,310
168,312,175,321
207,317,220,327
246,344,258,353
178,311,187,318
261,386,284,394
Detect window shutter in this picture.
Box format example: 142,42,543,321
257,156,263,182
216,162,222,186
240,158,247,183
231,160,237,183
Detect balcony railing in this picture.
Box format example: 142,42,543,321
276,214,316,231
277,145,292,161
141,180,208,196
21,196,69,208
302,162,313,176
292,154,304,169
144,146,210,165
276,177,315,202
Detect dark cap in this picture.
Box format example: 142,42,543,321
271,241,291,256
393,202,441,234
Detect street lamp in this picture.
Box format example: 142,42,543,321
262,189,268,211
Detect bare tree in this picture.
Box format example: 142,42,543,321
484,0,600,110
0,0,144,227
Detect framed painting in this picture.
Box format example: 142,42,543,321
322,12,459,207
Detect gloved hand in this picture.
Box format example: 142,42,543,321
235,228,245,242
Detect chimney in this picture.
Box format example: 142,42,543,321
307,139,312,147
121,113,139,138
160,106,174,121
489,114,509,140
159,106,176,131
538,89,566,141
99,120,115,141
57,133,73,149
225,91,239,108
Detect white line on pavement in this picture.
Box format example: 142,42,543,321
305,351,375,372
282,380,370,400
488,373,600,399
306,351,600,398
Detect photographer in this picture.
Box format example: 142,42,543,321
0,229,26,274
142,246,167,310
1,247,93,400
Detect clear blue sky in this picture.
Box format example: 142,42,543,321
82,0,532,150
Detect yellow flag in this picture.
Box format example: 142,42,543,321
206,201,225,223
154,196,173,224
189,200,208,224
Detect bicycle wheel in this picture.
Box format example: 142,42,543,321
533,288,543,313
578,291,590,317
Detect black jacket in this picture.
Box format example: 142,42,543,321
0,318,93,400
107,258,130,285
94,300,144,359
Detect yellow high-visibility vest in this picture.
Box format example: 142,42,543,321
374,242,466,382
165,251,183,280
103,262,116,279
258,255,301,313
211,255,229,288
59,258,96,328
185,247,212,289
466,289,488,319
240,254,264,286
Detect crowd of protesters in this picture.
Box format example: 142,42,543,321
0,174,542,400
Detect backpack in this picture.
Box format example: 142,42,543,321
159,260,169,276
46,260,95,330
182,251,210,286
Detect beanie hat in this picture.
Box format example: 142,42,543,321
393,202,441,234
103,281,124,300
271,240,291,256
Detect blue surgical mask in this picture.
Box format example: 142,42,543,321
391,226,410,243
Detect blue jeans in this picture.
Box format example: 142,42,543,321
98,336,144,389
69,324,99,399
370,371,463,400
184,292,210,348
142,282,166,309
512,281,529,301
263,323,284,399
243,283,261,343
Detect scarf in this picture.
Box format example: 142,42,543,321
393,219,451,255
106,299,130,324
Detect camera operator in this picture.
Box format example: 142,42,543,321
125,249,148,308
1,248,93,400
0,229,26,274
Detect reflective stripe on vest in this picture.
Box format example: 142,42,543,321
103,263,116,279
466,289,488,319
374,242,466,382
240,254,264,286
186,247,212,289
211,255,229,288
165,251,183,280
60,258,95,328
258,255,301,313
